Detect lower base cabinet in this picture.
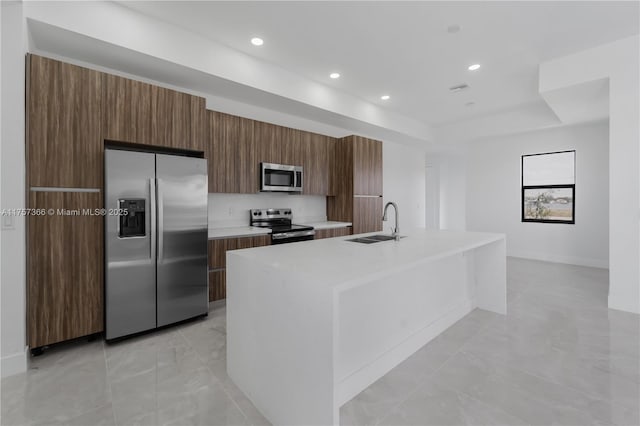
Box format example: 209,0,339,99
28,191,103,349
314,227,352,240
208,270,226,301
208,234,270,301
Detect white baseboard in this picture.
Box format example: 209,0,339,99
608,293,640,314
508,251,608,269
1,349,27,378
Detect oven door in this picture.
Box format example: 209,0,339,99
261,163,303,192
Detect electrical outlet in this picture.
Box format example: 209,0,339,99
228,207,234,216
2,215,15,230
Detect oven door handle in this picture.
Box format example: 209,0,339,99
272,230,315,240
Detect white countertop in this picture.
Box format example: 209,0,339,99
208,226,271,239
229,229,505,290
299,221,352,230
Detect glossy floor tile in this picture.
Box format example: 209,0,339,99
341,258,640,426
2,259,638,426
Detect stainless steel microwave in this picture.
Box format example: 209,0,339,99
260,162,303,192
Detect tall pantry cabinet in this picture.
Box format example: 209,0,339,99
327,136,383,233
26,55,105,349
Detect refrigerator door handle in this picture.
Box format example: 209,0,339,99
156,178,164,263
149,178,157,261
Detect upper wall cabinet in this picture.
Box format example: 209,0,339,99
207,111,257,193
151,86,206,152
301,132,331,195
103,74,205,152
254,120,284,165
28,55,103,188
103,74,153,146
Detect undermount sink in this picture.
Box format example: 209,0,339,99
346,234,405,244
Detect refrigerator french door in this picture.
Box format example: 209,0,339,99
105,149,208,340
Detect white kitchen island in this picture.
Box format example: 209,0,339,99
227,229,506,426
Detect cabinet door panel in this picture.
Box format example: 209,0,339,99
353,197,383,234
206,111,225,193
314,229,331,240
28,191,103,348
209,270,226,302
281,128,302,167
208,239,226,269
255,121,282,165
28,55,103,188
332,227,352,238
352,136,383,196
307,133,329,195
326,137,337,196
237,117,258,193
353,136,370,195
370,139,383,196
151,87,206,152
103,74,152,145
252,235,271,247
208,112,257,193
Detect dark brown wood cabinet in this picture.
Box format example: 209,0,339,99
27,55,104,188
314,227,352,240
327,136,383,234
27,191,103,348
151,86,206,152
301,133,331,195
207,235,270,301
255,120,283,165
353,197,384,234
104,74,206,151
282,128,303,167
205,112,336,195
103,73,153,146
207,111,257,193
353,136,383,196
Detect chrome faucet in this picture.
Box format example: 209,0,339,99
382,201,400,241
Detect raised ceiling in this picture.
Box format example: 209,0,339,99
120,1,639,126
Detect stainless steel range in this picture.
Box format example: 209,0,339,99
250,209,315,244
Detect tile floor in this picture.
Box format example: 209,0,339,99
1,258,639,426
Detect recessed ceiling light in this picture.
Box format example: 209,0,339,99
329,72,340,79
251,37,264,46
380,95,390,100
447,24,461,34
468,64,481,71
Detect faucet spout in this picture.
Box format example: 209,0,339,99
382,201,400,241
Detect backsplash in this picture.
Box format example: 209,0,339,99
208,193,327,228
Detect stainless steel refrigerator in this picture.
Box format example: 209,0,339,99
105,148,208,340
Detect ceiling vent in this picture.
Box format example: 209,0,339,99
449,83,470,93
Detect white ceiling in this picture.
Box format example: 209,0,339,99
119,1,639,126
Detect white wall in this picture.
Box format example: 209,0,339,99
382,141,427,231
208,194,327,228
466,122,609,268
540,35,639,314
426,152,467,231
1,1,27,377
